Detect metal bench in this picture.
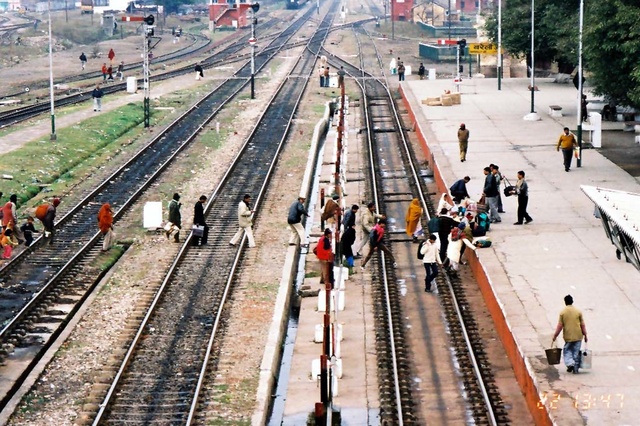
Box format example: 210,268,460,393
548,105,563,117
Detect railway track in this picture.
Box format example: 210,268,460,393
0,16,296,126
0,3,325,419
89,3,339,425
322,25,510,424
0,14,377,129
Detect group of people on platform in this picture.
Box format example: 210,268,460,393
0,192,60,260
317,65,347,89
309,196,396,286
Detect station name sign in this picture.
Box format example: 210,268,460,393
468,43,498,55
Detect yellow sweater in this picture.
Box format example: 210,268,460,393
557,133,577,150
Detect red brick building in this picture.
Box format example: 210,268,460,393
390,0,414,21
209,0,251,28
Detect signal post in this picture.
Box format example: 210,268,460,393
121,14,156,128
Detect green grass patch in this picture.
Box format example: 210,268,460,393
17,393,47,414
94,244,127,272
0,103,156,206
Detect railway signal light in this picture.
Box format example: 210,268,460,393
251,2,260,13
457,38,467,56
143,14,154,25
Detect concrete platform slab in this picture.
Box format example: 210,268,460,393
402,77,640,425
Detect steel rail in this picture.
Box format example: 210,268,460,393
348,31,406,426
0,9,322,411
370,24,502,425
89,5,333,424
185,34,320,423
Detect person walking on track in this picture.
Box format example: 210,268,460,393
458,123,470,162
193,195,209,246
40,197,60,245
2,194,25,244
288,196,308,247
355,202,385,258
552,294,588,374
97,203,115,251
79,52,87,70
167,193,182,243
361,218,397,269
405,198,423,242
342,204,359,230
420,234,442,292
557,127,578,172
230,194,255,248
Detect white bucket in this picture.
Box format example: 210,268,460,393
580,349,592,369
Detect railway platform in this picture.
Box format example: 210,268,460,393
401,77,640,425
272,101,381,425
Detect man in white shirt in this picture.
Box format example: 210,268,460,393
420,234,442,292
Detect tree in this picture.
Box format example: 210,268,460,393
584,1,640,107
483,0,640,108
483,0,577,71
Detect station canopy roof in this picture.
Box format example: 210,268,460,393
581,185,640,246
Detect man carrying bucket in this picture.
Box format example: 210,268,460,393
552,295,588,373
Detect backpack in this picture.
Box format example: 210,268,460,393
427,217,440,233
474,239,492,248
417,240,426,260
35,203,50,221
451,227,461,242
476,212,490,232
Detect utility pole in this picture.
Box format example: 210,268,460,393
143,15,154,128
447,0,451,40
529,0,535,114
577,0,584,167
47,0,56,141
391,0,394,40
497,0,502,90
250,3,259,100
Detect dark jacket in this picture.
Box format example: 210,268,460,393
92,88,104,99
450,179,470,199
194,201,205,226
342,209,357,228
20,222,37,235
43,205,56,230
288,200,307,224
341,227,356,258
515,179,529,197
437,215,456,241
79,53,87,62
483,173,499,197
169,199,181,227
